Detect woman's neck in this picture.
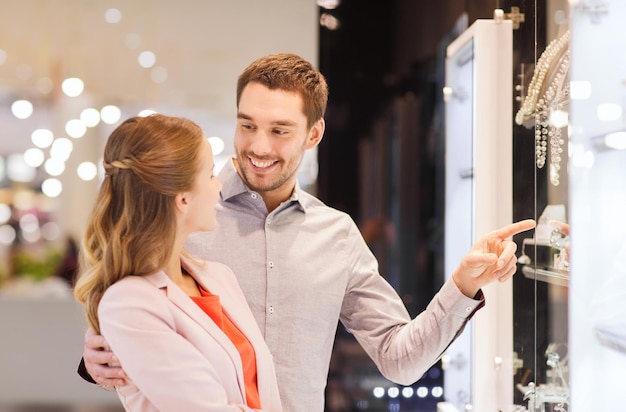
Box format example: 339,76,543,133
165,256,201,297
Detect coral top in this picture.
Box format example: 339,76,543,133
190,287,261,409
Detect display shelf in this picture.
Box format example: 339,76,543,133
521,265,569,287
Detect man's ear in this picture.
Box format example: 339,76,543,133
305,118,325,149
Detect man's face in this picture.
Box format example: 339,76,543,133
234,82,321,199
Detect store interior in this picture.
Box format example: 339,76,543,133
2,1,625,411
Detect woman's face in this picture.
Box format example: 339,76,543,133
183,138,222,233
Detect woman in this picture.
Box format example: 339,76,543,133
73,114,282,411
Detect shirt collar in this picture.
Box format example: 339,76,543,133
218,158,309,212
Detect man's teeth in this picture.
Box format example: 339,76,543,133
251,159,273,168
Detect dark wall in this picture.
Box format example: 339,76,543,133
317,1,495,313
317,1,495,218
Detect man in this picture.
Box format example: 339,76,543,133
81,53,535,411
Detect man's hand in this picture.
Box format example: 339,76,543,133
452,219,536,298
84,327,127,388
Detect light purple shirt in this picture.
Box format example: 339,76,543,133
186,159,484,412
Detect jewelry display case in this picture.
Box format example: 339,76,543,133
443,1,626,411
442,14,513,411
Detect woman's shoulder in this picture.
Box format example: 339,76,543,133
101,273,166,304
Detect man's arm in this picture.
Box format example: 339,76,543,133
78,327,127,387
341,219,535,385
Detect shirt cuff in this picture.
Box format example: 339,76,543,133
439,278,486,319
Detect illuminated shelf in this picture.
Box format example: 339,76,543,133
521,265,569,287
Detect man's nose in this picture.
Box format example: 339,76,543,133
249,130,272,155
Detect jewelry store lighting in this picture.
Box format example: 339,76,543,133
104,8,122,24
101,105,122,124
138,109,157,117
320,13,340,30
317,0,340,9
22,226,41,243
571,143,595,168
61,77,84,97
77,162,98,181
387,387,399,398
41,178,63,198
0,204,10,224
138,51,156,68
23,148,45,168
65,119,87,138
31,128,54,148
550,109,569,128
431,386,444,397
570,80,591,100
44,158,65,177
19,213,38,233
416,386,429,398
597,103,622,122
0,225,17,246
11,99,33,119
50,138,73,162
208,136,225,155
7,153,35,183
604,131,626,150
372,387,385,398
80,108,101,127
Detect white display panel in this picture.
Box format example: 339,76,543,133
443,17,513,411
569,1,626,410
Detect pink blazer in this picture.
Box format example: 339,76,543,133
98,256,282,411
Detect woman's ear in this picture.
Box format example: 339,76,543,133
174,192,188,213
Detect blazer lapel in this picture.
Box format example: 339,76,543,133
143,270,248,401
182,259,280,411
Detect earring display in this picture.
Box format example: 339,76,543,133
517,343,569,412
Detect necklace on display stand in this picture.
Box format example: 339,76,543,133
516,29,570,186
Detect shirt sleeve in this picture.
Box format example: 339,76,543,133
339,220,485,385
76,357,97,384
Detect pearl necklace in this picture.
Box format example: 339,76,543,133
516,30,570,126
535,49,570,186
516,30,570,186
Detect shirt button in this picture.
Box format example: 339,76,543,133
268,261,274,268
268,306,275,314
251,193,258,199
465,306,473,313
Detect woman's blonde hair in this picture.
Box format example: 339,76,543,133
73,114,205,333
